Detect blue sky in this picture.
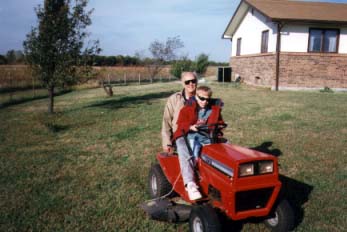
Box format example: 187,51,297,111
0,0,346,62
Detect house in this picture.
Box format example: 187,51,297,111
222,0,347,91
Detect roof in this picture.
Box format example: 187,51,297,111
247,0,347,22
223,0,347,39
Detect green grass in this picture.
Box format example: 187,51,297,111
0,81,346,231
0,88,72,109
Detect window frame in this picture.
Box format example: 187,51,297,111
308,28,340,53
261,30,269,53
236,37,242,56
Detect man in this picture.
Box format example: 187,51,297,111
161,72,202,200
161,72,197,153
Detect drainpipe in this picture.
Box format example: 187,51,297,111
275,22,283,91
230,38,232,65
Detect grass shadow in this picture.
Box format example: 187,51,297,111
44,122,70,133
0,86,43,94
0,89,72,110
250,141,282,157
87,91,175,110
279,175,314,229
0,95,48,109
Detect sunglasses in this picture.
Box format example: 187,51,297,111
184,79,197,85
197,95,210,101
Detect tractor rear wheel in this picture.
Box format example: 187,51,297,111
264,199,294,232
189,205,221,232
148,163,172,198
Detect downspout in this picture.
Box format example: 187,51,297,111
230,38,232,66
275,22,283,91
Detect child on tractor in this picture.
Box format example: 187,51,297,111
173,85,224,200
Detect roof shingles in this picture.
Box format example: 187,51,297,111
245,0,347,23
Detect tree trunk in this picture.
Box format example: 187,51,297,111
48,86,54,114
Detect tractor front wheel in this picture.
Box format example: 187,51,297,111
148,163,172,198
264,199,294,232
189,205,221,232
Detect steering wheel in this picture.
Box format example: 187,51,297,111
195,123,227,143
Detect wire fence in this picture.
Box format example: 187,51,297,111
0,65,40,92
95,66,176,86
0,65,220,107
0,65,179,107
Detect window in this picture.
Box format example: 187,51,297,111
261,30,269,53
308,28,339,53
236,38,242,56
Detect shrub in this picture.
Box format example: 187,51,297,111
170,57,194,78
320,86,334,93
195,53,209,76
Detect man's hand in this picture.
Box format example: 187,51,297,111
165,146,174,155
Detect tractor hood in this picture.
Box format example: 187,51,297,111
202,143,275,165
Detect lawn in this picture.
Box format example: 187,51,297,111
0,81,346,231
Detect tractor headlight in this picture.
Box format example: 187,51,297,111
259,161,274,174
239,163,254,177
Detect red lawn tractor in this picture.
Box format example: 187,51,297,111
143,123,294,232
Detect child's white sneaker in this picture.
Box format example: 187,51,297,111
186,182,202,201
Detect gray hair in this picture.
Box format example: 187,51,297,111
181,71,197,80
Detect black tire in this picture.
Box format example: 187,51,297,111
264,199,294,232
189,205,221,232
148,163,172,198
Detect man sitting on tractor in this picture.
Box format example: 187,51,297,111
173,86,224,200
161,72,198,154
161,72,198,200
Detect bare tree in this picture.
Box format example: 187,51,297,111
147,36,184,80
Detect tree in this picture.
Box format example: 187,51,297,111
6,50,16,64
4,50,25,64
170,56,194,78
0,55,7,65
23,0,99,113
148,36,184,80
14,50,25,64
195,53,209,77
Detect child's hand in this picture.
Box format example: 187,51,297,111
190,124,198,131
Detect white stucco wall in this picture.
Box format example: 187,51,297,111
231,8,347,56
339,28,347,53
280,25,309,52
281,25,347,53
231,9,277,56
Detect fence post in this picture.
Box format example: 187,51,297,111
32,70,36,97
8,71,13,101
124,73,127,85
138,73,141,85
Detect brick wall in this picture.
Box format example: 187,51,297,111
279,52,347,89
230,52,347,89
230,53,276,87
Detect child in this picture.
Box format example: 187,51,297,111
173,86,224,200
